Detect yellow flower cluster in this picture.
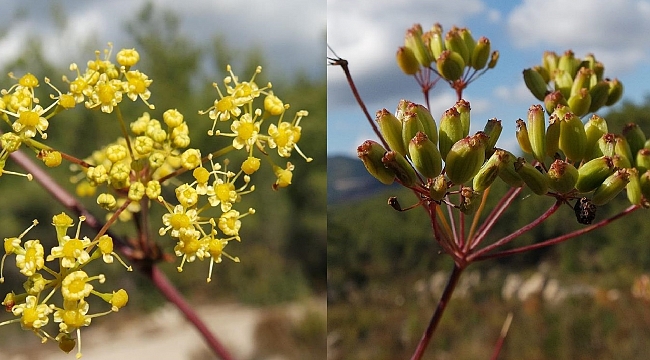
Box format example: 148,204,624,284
0,213,130,359
1,44,312,357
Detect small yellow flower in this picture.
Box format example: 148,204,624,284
124,70,154,109
61,271,94,301
163,108,184,128
54,299,91,333
273,162,295,190
175,183,199,207
12,295,52,330
116,48,140,67
241,156,261,175
15,240,45,277
229,111,261,150
264,93,285,116
47,235,92,268
160,204,198,238
109,289,129,310
12,105,49,139
180,148,202,170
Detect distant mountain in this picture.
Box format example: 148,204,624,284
327,156,399,205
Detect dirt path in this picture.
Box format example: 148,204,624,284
1,297,325,360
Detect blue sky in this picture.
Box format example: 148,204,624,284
0,0,325,82
327,0,650,157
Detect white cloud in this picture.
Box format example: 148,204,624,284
494,81,534,103
508,0,650,73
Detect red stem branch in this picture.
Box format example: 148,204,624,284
410,263,464,360
473,204,641,261
467,199,562,262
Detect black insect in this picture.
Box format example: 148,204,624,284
574,197,597,225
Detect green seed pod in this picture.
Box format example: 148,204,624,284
527,104,547,163
559,112,587,163
471,36,490,70
382,151,417,187
558,50,578,77
498,151,524,188
587,80,610,113
445,27,470,64
575,156,615,193
473,149,508,192
429,174,448,201
584,115,609,159
357,140,395,185
428,23,445,59
547,159,579,194
605,78,623,106
483,118,502,156
614,135,634,168
592,169,631,206
523,68,549,101
570,67,593,97
411,103,438,145
454,99,471,138
597,133,616,157
409,132,442,179
401,112,423,156
545,114,561,158
445,132,488,185
623,123,647,160
405,25,432,67
611,154,631,169
459,186,481,215
516,119,533,154
544,90,568,115
534,65,551,83
436,50,465,82
514,157,549,195
459,28,476,61
396,46,420,75
376,109,407,156
553,69,574,100
567,88,591,118
592,61,605,81
639,170,650,201
542,51,559,75
626,168,642,206
645,139,650,150
439,107,464,160
636,148,650,174
487,50,499,69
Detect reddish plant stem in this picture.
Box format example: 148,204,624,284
410,263,464,360
474,204,641,261
328,57,389,150
467,200,562,262
469,186,522,251
9,149,234,360
145,265,235,360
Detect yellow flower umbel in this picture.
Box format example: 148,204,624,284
1,215,130,358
